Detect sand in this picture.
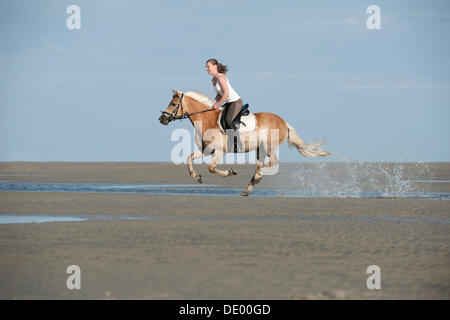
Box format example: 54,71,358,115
0,162,448,299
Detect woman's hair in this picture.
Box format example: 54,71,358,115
206,58,228,74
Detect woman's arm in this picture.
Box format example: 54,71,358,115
213,93,222,104
213,76,229,109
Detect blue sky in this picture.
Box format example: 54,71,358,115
0,0,449,162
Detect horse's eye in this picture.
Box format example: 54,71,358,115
171,103,176,106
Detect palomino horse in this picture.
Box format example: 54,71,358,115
159,90,331,196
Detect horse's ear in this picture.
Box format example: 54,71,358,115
172,89,182,96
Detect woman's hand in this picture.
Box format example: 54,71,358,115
212,102,220,110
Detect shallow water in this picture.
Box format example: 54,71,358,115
0,181,448,199
0,214,88,224
405,179,450,183
0,213,150,224
1,212,448,225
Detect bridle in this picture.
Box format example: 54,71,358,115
160,93,216,122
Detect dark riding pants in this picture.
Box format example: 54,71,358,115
223,99,243,129
223,99,243,152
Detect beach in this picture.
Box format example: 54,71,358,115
0,162,448,299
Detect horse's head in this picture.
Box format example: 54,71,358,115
159,89,186,125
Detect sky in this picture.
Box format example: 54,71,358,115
0,0,449,163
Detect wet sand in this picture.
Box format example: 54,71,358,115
0,162,449,299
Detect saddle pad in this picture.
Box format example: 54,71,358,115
217,111,257,134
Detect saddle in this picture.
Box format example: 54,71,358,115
220,104,250,131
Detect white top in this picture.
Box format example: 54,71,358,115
213,73,241,103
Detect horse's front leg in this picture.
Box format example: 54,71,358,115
187,149,205,183
208,149,238,177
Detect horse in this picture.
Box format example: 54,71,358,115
159,89,331,196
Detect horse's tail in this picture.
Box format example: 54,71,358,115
286,122,331,158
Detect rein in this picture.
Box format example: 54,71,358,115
161,93,216,122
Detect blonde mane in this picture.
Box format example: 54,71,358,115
185,90,213,107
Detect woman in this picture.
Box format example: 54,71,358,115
206,58,243,130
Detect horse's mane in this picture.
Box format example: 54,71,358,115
184,90,213,108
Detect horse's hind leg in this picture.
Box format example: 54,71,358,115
260,150,279,175
241,147,266,196
187,149,205,183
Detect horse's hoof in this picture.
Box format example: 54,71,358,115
240,190,249,196
229,168,238,176
197,174,202,184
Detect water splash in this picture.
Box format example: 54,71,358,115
268,156,437,199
